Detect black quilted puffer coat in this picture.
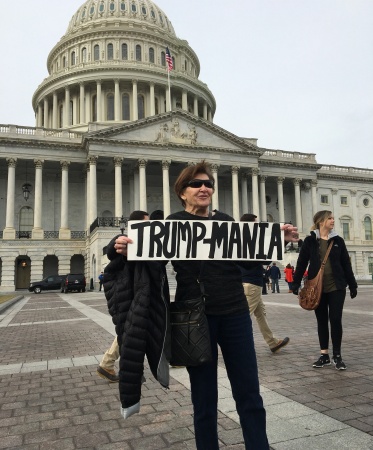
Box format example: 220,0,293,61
104,236,170,409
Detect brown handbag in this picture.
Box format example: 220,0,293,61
298,241,333,310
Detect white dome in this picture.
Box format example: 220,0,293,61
65,0,176,38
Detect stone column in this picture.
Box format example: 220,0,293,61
133,168,140,209
43,98,49,128
162,160,171,217
203,103,208,120
32,159,44,239
231,166,240,221
208,109,212,122
72,95,78,126
79,83,85,124
311,179,318,216
3,158,17,239
88,156,98,226
166,85,171,112
331,188,338,233
132,80,138,120
85,88,91,123
211,164,219,211
114,79,120,121
37,104,43,127
182,90,188,111
85,165,90,229
241,173,248,214
52,92,58,129
194,96,198,116
64,87,70,127
114,157,123,217
259,175,267,221
150,82,155,116
59,161,71,239
293,178,303,232
96,81,102,121
138,159,147,211
251,168,260,218
277,177,285,222
350,190,360,241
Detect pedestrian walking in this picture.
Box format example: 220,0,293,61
292,210,357,370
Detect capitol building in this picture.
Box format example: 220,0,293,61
1,0,372,291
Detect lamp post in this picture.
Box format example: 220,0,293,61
119,215,126,235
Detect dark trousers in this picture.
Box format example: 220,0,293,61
187,312,269,450
314,289,346,356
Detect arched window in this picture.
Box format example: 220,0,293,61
132,3,137,13
121,43,128,60
109,1,115,12
107,43,113,60
149,47,155,63
120,1,126,12
184,59,187,71
122,94,130,120
136,44,142,61
364,216,372,240
82,47,87,63
92,95,97,121
71,51,76,66
19,206,33,232
94,44,100,61
107,94,114,120
161,51,166,66
138,95,145,119
62,56,66,68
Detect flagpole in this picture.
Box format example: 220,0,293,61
167,68,171,112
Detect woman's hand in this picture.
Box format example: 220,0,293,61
114,235,133,257
281,223,299,243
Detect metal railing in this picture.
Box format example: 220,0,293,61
90,217,128,234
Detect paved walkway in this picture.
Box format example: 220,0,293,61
0,287,372,449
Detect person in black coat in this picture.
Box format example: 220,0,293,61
292,210,357,370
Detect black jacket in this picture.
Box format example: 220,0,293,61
104,235,170,409
293,231,357,292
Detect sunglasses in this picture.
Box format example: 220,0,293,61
185,179,215,189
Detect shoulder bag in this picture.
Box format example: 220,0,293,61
298,240,333,311
169,213,213,367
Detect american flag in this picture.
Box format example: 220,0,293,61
166,47,173,71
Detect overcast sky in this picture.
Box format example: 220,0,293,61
1,0,372,168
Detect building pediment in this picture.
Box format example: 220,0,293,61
84,111,261,156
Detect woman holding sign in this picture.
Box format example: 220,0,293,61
166,161,269,449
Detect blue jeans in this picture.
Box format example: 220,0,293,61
187,312,269,450
271,279,280,293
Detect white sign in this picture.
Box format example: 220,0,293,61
127,220,284,261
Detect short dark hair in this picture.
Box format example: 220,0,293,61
240,213,257,222
174,160,215,208
128,210,149,220
150,210,164,220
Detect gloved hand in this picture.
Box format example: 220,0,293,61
350,288,357,299
292,284,300,295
